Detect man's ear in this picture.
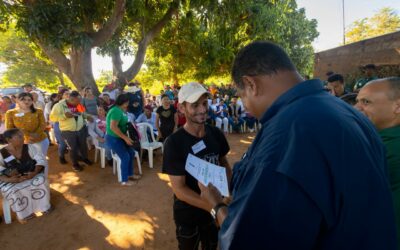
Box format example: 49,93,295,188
394,99,400,115
242,76,259,97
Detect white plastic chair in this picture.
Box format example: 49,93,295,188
111,150,142,182
2,198,12,224
136,122,163,169
94,145,106,169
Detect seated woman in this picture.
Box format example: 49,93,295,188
87,106,112,165
106,94,141,186
0,128,51,223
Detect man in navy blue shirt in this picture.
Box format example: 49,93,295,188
198,41,397,249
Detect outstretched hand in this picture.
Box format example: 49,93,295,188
198,182,224,211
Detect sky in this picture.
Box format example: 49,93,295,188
296,0,400,52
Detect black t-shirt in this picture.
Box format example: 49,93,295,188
156,105,176,129
162,125,230,225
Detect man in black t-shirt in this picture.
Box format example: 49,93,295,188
163,82,231,250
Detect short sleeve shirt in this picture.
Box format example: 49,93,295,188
162,125,230,225
156,105,176,129
106,106,128,137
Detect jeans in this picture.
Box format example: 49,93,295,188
33,138,50,157
228,117,244,132
105,134,135,182
32,138,50,176
244,117,257,129
53,122,67,157
175,221,218,250
215,117,229,132
98,141,112,160
61,127,88,165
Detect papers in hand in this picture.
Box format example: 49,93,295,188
185,153,229,197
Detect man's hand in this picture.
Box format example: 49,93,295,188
65,112,74,118
198,182,224,211
98,137,105,143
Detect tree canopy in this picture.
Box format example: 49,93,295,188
346,7,400,44
0,0,318,93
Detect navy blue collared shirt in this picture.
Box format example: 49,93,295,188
219,79,397,250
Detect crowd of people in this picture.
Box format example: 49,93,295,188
0,40,399,250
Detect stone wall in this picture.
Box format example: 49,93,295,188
313,31,400,79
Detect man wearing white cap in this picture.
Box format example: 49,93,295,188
162,82,232,250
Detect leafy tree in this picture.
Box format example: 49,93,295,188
346,7,400,44
1,0,127,95
141,0,318,84
0,26,67,91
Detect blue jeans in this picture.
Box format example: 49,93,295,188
244,117,257,129
228,117,244,132
98,141,112,160
106,135,135,182
53,122,67,156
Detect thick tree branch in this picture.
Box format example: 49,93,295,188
90,0,126,47
36,41,72,78
123,0,180,80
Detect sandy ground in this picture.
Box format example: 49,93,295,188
0,133,255,250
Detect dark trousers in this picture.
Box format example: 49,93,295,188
175,221,218,250
61,127,88,165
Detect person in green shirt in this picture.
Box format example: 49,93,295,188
356,77,400,248
353,64,378,91
106,93,140,186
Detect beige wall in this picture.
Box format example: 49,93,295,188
314,31,400,79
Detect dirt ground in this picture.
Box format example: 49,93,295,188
0,133,255,250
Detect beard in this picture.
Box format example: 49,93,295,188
186,113,207,125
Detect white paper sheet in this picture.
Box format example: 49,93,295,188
185,153,229,197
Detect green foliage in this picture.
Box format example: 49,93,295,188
0,26,64,91
95,70,113,91
346,7,400,43
143,0,318,84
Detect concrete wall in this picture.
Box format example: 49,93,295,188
314,31,400,79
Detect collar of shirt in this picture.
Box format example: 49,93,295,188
260,79,324,125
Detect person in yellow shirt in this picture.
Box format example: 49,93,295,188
5,92,49,157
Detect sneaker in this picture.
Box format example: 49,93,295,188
81,159,93,166
72,164,83,172
59,157,68,165
129,175,142,181
121,181,135,186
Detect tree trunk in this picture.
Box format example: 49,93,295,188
111,48,128,90
56,69,65,86
70,48,100,96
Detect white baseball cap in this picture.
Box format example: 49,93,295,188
178,82,209,104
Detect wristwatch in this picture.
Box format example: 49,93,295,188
210,203,227,221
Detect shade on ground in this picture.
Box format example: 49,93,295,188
0,133,254,250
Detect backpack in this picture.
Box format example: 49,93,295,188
126,122,141,152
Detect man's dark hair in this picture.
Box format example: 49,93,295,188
327,74,344,84
69,91,80,98
115,93,130,106
23,83,33,88
161,94,169,100
231,41,296,88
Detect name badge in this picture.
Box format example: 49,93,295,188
192,140,206,154
4,155,16,163
15,112,25,117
